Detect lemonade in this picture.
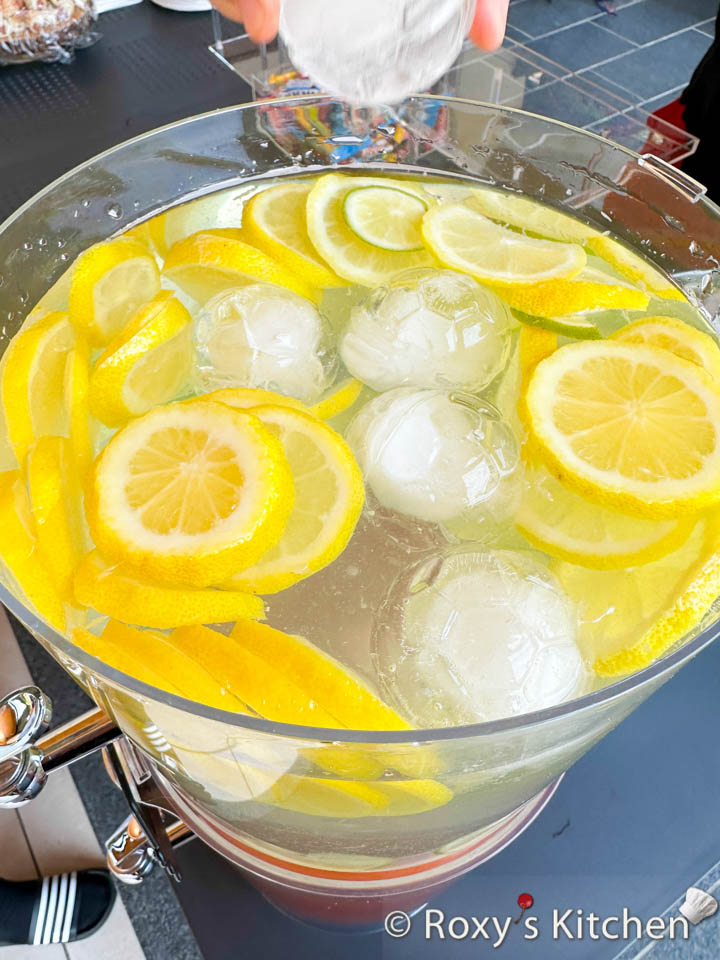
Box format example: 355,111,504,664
2,170,720,838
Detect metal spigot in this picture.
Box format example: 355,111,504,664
0,686,121,808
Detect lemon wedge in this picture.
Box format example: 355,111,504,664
526,340,720,517
171,624,343,726
229,621,440,779
194,386,308,414
0,470,65,631
73,550,265,629
68,238,160,346
611,315,720,381
131,186,251,257
89,291,193,427
343,185,428,251
309,377,364,420
1,311,76,465
162,231,317,304
223,405,364,594
243,182,346,288
516,463,693,569
73,620,247,711
230,620,410,730
306,173,433,286
86,400,294,587
553,516,720,676
64,337,93,475
464,187,596,244
587,235,685,301
494,268,649,317
267,773,452,818
422,202,586,285
26,436,86,601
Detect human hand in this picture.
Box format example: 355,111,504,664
211,0,509,51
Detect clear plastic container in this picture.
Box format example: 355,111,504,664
1,96,719,928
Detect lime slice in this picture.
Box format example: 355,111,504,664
512,308,602,340
306,174,433,287
342,186,427,251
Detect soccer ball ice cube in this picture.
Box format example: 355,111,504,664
194,282,336,404
340,269,513,393
346,388,519,525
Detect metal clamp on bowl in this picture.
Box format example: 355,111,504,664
0,686,121,807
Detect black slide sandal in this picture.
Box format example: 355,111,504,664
0,868,116,946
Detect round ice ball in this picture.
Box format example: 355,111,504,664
374,549,588,727
346,388,519,525
194,282,337,404
340,269,513,393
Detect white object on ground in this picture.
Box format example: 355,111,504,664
341,269,513,393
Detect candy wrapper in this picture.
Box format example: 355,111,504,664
0,0,99,66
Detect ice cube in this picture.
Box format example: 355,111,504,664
374,549,587,726
194,282,337,404
340,269,513,393
346,388,519,525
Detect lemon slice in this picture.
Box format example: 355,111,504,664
422,202,586,285
306,173,433,286
68,238,160,346
243,182,346,288
0,470,65,631
131,186,251,257
268,773,452,818
517,325,557,430
223,405,364,594
552,516,720,676
162,231,317,304
611,315,720,381
309,377,364,420
73,620,247,711
171,624,343,726
494,268,649,317
86,400,295,587
89,291,193,427
194,386,308,414
464,187,596,244
587,235,685,301
342,185,428,251
1,311,76,465
64,337,93,475
230,621,410,730
228,621,440,779
26,436,86,600
74,550,265,629
516,464,693,569
526,341,720,517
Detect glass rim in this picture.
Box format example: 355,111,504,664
2,94,718,745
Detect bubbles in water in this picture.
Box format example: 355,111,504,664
340,269,513,393
373,548,588,726
106,203,123,220
194,282,337,404
347,388,519,525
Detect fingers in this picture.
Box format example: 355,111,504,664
470,0,509,50
211,0,280,42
